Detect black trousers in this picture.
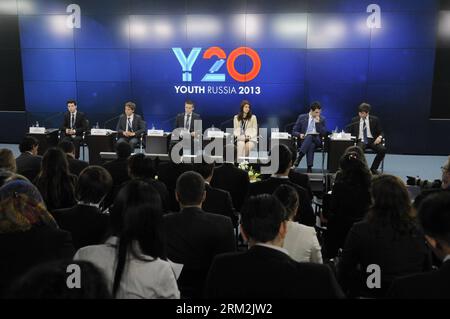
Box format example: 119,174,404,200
357,139,386,170
61,135,83,159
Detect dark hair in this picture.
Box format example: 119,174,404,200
115,141,132,159
273,185,299,220
241,194,287,243
110,180,165,296
185,99,195,107
193,162,214,180
57,139,75,154
342,145,368,168
67,100,77,106
19,136,39,153
270,144,292,174
128,153,156,179
176,171,205,206
358,103,371,113
237,100,252,122
0,148,16,172
9,260,110,299
124,101,136,111
418,191,450,246
338,152,372,189
76,166,112,203
35,148,76,210
367,175,415,235
310,101,321,111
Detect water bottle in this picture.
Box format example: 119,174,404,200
95,122,99,129
151,123,155,130
35,121,39,127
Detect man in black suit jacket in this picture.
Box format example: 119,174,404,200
116,101,146,149
52,166,112,250
388,191,450,299
60,100,88,159
175,99,201,134
248,144,315,227
346,103,386,174
164,171,235,298
194,162,238,227
57,140,88,177
15,136,42,182
204,194,344,299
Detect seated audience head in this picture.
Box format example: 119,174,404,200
109,180,165,296
9,260,110,299
57,139,76,158
418,191,450,260
0,179,57,233
358,102,371,118
338,151,372,188
368,174,415,234
76,166,112,204
0,170,28,187
193,162,215,182
0,149,16,173
240,194,288,247
342,145,368,168
115,141,132,159
39,147,70,178
442,156,450,190
19,136,39,155
175,171,206,208
270,144,292,175
273,184,299,221
128,153,156,179
238,100,252,121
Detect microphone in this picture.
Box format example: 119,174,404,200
103,114,122,129
43,112,64,127
219,117,234,130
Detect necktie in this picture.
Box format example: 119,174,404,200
185,114,191,130
363,120,368,144
127,118,133,132
70,114,75,129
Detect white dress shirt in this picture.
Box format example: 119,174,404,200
306,114,317,134
74,237,180,299
125,114,134,132
358,115,373,140
70,111,77,129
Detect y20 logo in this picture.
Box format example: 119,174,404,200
172,47,261,83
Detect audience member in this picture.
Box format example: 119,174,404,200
164,171,235,298
204,194,344,298
15,136,42,182
34,148,77,211
273,184,322,263
75,180,179,299
0,148,16,173
442,156,450,190
52,166,112,250
0,180,74,296
337,175,431,298
57,140,88,176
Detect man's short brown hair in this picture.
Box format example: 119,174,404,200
125,101,136,111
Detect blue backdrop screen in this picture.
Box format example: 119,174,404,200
12,0,449,154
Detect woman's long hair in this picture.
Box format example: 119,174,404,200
110,180,166,296
338,152,372,189
35,148,76,210
237,100,252,122
367,175,416,236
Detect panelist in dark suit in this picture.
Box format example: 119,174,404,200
388,191,450,299
175,99,201,134
248,144,315,227
116,101,146,149
204,194,344,299
346,103,386,174
60,100,88,159
292,101,327,173
164,171,235,298
15,136,42,182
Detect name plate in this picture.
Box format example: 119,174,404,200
147,129,164,136
271,132,289,139
207,130,224,138
29,127,46,134
330,132,353,140
91,128,109,136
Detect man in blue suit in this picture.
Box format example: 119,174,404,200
292,102,327,173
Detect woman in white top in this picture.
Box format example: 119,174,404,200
74,180,180,299
274,184,323,263
234,100,258,159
